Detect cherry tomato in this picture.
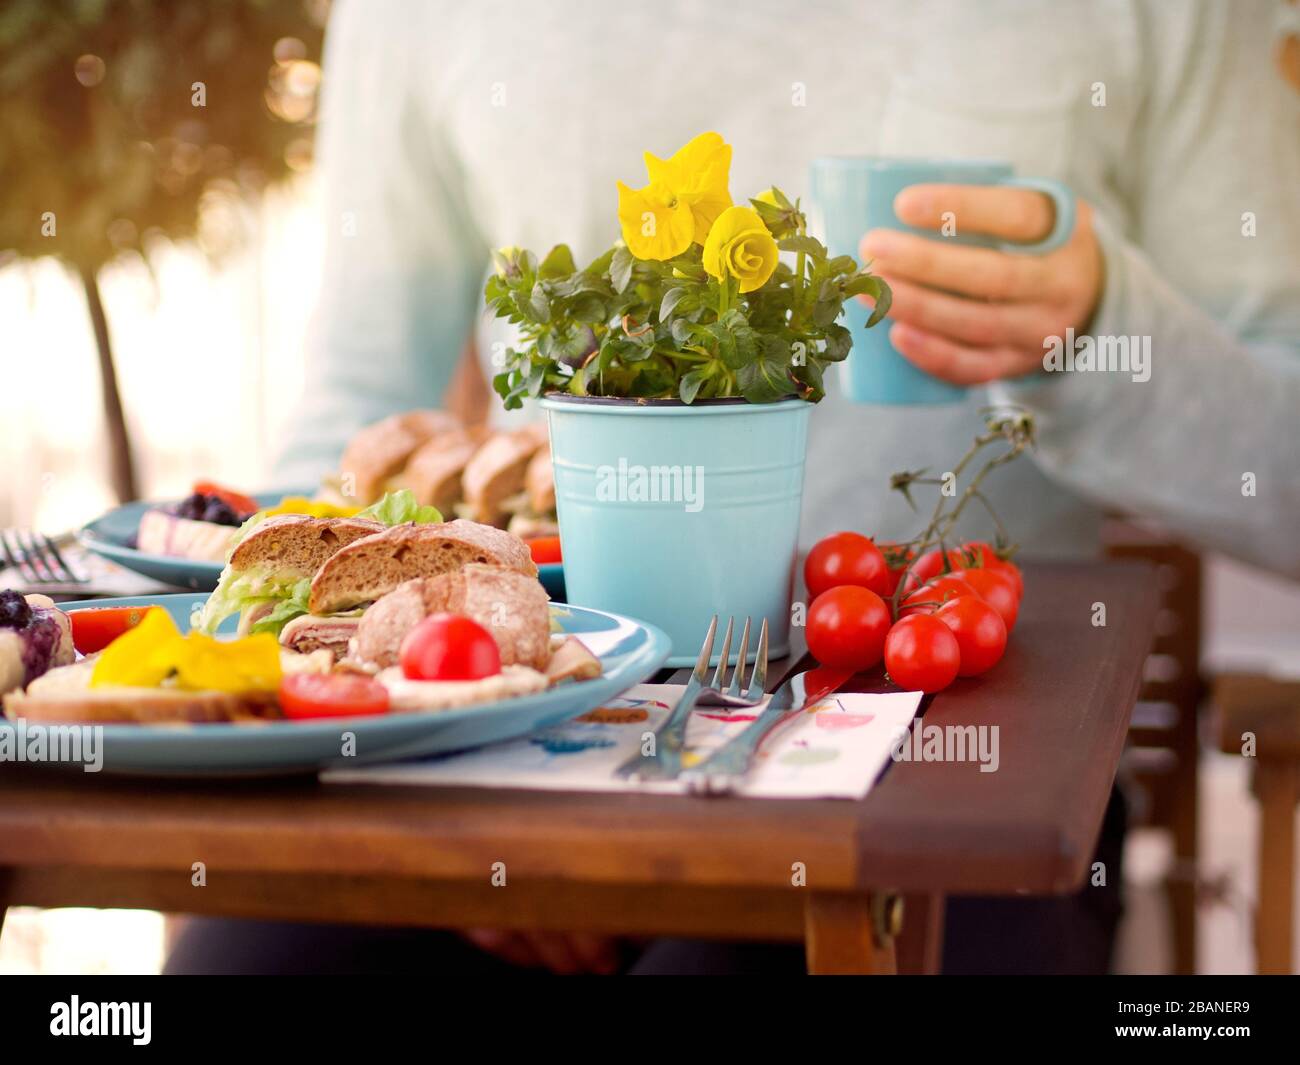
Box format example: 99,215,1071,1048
936,597,1008,676
952,567,1020,631
526,536,563,565
400,613,502,681
877,542,915,596
953,542,1024,598
884,615,961,694
993,558,1025,599
804,532,890,599
900,547,946,594
279,673,390,719
192,481,260,517
69,605,161,655
899,575,979,617
805,585,891,672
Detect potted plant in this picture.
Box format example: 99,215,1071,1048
485,133,890,664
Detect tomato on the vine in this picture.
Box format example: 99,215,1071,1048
806,585,891,672
899,575,979,617
935,596,1008,676
952,567,1020,631
884,615,961,693
805,532,890,599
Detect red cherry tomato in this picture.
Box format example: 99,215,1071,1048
935,596,1008,676
192,481,260,517
279,673,390,720
901,547,947,594
69,605,161,655
804,532,890,599
876,542,915,596
884,615,961,693
526,536,563,565
993,558,1024,599
952,567,1020,631
805,585,891,672
899,575,979,617
400,613,502,681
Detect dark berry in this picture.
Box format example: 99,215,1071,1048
0,590,32,629
202,499,238,525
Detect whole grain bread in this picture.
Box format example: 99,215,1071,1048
395,428,483,512
462,423,549,524
352,564,552,670
308,519,537,614
339,410,460,503
229,515,384,576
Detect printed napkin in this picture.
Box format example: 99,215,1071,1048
323,683,923,800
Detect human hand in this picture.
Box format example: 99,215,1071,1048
462,927,622,974
859,184,1103,385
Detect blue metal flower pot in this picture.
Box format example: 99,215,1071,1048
540,395,811,667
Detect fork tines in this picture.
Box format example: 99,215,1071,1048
0,529,86,586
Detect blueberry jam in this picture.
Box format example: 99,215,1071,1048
170,492,243,527
0,589,32,629
0,591,63,681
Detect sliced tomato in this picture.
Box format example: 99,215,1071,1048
192,480,260,517
69,605,162,655
526,536,563,565
279,673,390,720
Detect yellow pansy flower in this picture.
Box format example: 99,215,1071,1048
643,132,733,245
702,205,779,293
617,180,696,260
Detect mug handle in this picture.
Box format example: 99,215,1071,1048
995,176,1075,255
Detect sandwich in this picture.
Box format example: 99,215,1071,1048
280,519,538,659
334,409,460,504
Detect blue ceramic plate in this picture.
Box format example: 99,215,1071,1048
2,593,669,777
77,495,566,599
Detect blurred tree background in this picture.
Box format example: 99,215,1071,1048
0,0,328,501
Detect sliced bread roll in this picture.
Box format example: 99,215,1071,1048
462,423,549,525
395,428,483,513
339,410,461,504
308,519,537,614
351,564,551,670
229,515,385,575
524,446,556,515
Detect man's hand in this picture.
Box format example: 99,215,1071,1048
462,928,622,974
858,184,1104,385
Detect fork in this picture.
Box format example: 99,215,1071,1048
696,616,769,708
0,529,89,589
613,614,767,782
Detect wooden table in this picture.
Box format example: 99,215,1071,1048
0,561,1157,974
1214,673,1300,974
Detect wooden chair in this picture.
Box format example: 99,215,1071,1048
1104,522,1205,974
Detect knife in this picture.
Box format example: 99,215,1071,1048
680,664,854,794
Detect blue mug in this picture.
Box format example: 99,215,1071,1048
809,157,1075,405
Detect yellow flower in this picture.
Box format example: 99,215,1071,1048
753,188,781,208
617,132,733,259
617,180,695,260
643,132,733,245
264,496,360,519
702,205,779,293
90,606,282,693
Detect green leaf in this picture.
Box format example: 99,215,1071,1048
823,322,852,361
844,273,892,327
529,281,551,323
538,243,577,279
659,286,687,320
568,292,606,324
679,368,708,404
610,246,634,294
738,356,791,403
779,235,827,258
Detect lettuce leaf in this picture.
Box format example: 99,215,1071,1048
247,578,313,637
192,569,304,635
357,489,442,526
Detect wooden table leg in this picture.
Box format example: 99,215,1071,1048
896,891,944,974
804,891,900,974
1252,761,1298,974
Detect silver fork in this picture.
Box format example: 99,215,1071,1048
696,616,769,708
0,529,88,588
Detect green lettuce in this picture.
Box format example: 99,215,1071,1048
192,569,305,635
357,489,442,526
